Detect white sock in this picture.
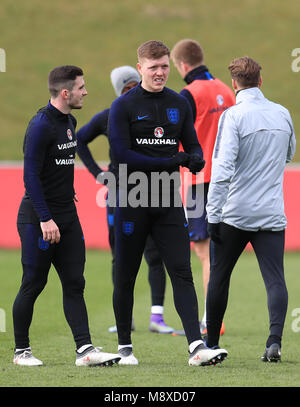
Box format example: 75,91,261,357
151,305,164,315
77,344,93,353
15,347,31,353
202,300,207,326
189,340,204,354
118,344,133,351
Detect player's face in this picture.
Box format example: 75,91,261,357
137,55,170,93
121,81,138,94
67,76,88,109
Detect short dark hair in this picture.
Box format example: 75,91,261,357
137,40,170,61
48,65,84,97
171,39,204,67
228,56,262,88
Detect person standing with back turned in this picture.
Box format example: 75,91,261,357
13,65,120,367
108,40,228,366
206,56,296,362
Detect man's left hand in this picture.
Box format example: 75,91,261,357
187,153,205,174
207,222,222,244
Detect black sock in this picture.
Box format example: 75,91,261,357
266,335,281,348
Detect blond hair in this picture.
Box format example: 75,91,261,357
171,39,204,67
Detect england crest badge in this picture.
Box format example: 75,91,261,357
123,221,134,235
167,108,179,124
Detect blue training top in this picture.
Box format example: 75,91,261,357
17,102,78,224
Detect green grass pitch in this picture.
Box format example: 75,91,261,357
0,249,300,387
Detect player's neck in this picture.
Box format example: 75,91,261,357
50,98,71,115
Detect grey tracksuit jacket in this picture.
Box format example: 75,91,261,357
206,87,296,231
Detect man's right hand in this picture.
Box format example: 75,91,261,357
40,219,61,244
96,171,109,185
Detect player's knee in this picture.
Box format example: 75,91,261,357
114,275,135,293
20,276,48,299
62,274,85,296
170,264,193,283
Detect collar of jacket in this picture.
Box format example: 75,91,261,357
47,101,70,119
184,65,213,84
138,82,166,98
235,87,265,103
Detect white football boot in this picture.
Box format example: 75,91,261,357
118,347,139,365
188,342,228,366
75,346,120,366
13,349,43,366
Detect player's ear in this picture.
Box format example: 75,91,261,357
231,79,238,92
137,62,142,75
60,88,69,100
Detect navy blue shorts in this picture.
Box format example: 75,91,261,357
186,183,209,242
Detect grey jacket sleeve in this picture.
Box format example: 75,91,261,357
285,110,296,163
206,109,239,223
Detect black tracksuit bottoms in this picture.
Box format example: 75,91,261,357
13,218,91,350
206,222,288,348
113,204,201,346
107,203,166,307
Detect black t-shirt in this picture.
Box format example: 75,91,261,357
108,83,203,174
107,84,203,205
17,102,78,224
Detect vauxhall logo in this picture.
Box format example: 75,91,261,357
136,138,177,145
136,126,176,145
